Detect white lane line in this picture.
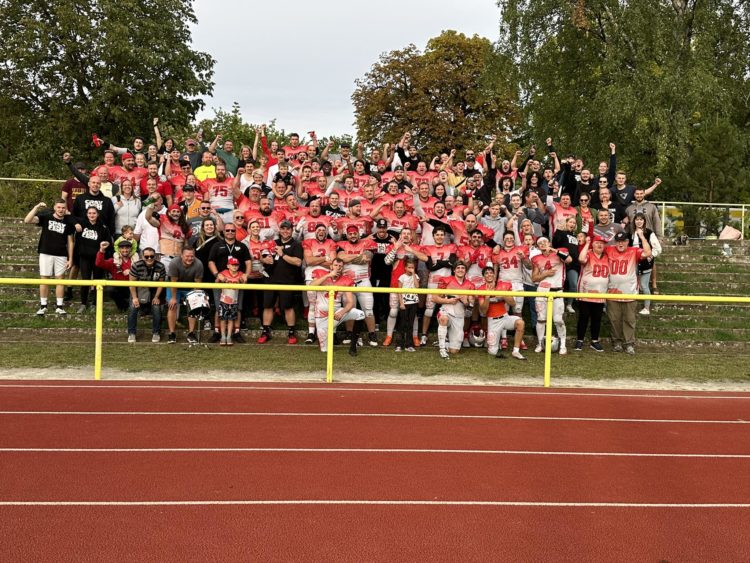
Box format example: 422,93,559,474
0,411,747,424
1,447,749,458
0,500,749,508
0,383,748,400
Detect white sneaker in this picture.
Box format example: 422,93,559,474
511,350,527,361
439,349,449,359
55,307,67,315
151,333,160,343
534,343,543,353
559,346,568,356
127,334,136,344
462,337,470,348
395,346,402,352
566,305,575,314
419,335,428,347
357,337,364,347
638,309,650,316
36,306,47,316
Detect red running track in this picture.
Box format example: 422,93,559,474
0,381,749,561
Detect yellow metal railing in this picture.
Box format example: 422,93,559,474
2,278,749,386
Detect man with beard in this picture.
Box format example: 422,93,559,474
244,195,280,241
302,223,338,343
202,162,236,224
144,203,190,272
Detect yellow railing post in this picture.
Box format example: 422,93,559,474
544,295,553,388
94,284,104,380
661,203,666,238
742,204,746,240
326,290,335,383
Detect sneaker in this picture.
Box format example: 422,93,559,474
257,332,270,344
639,309,650,316
168,332,177,344
590,341,604,352
232,331,246,344
127,334,136,344
204,321,212,331
520,340,528,350
76,305,87,314
395,346,402,352
462,336,470,348
186,332,198,344
511,350,527,361
55,307,67,315
419,334,428,347
151,333,160,343
209,332,222,343
613,343,623,353
439,349,449,359
369,334,378,347
405,347,416,352
625,345,635,355
226,338,234,347
501,338,508,350
534,343,543,353
566,305,576,314
357,337,363,347
574,340,583,351
559,346,567,356
342,335,352,345
304,333,316,344
288,334,298,345
36,305,47,316
413,336,421,348
382,336,392,347
219,336,227,347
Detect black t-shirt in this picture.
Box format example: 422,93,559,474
207,240,250,273
266,237,303,283
323,205,346,218
37,213,75,256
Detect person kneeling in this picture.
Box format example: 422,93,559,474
477,266,526,360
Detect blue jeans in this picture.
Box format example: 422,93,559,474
639,271,652,310
128,302,163,335
522,283,538,328
565,269,579,308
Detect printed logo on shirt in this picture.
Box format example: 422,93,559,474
81,228,99,240
84,199,103,211
47,220,66,234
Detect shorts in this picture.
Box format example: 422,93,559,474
39,254,67,277
218,302,239,321
263,288,298,310
213,289,244,311
437,310,464,350
166,288,190,303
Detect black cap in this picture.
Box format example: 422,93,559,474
376,219,388,229
118,240,133,248
348,198,361,207
394,165,403,171
73,162,87,170
179,158,191,167
614,231,628,242
182,185,195,191
279,220,293,228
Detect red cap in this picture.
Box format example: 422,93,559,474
167,204,181,212
227,256,239,265
121,152,134,162
345,224,359,233
592,236,607,244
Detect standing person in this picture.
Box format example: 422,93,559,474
128,247,166,343
24,200,75,315
433,260,474,359
216,257,247,346
257,220,304,345
166,246,204,344
629,213,662,316
74,207,112,313
368,218,394,327
61,161,88,212
477,266,527,360
551,216,581,313
606,231,651,354
144,203,190,272
395,258,420,352
531,237,571,354
302,223,338,344
112,179,142,238
575,236,609,352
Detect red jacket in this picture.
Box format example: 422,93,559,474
95,251,132,280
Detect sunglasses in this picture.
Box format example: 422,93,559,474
143,255,155,259
200,206,211,210
224,229,236,232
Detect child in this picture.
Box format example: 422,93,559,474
113,225,138,268
216,256,246,346
396,258,420,352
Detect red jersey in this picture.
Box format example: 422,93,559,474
457,244,494,286
242,237,276,279
334,215,374,238
202,177,235,210
379,209,419,233
337,238,378,281
335,189,362,208
477,280,511,318
302,238,338,280
531,249,567,290
312,270,356,317
352,173,372,190
436,275,474,317
299,214,333,240
408,171,437,187
605,246,642,300
381,193,414,213
495,245,529,284
422,243,458,280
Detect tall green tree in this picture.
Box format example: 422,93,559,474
352,31,520,158
0,0,215,176
499,0,750,201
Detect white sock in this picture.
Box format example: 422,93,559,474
556,321,567,343
40,298,48,306
386,309,398,337
536,321,545,343
513,347,520,354
438,325,448,351
56,298,64,306
412,317,419,337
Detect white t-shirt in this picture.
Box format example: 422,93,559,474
398,273,420,304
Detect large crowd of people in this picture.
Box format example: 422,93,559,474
26,123,663,357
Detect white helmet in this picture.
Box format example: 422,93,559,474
550,336,560,353
468,328,486,348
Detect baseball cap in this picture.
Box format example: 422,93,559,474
345,224,360,233
118,240,132,248
393,165,404,171
182,185,195,191
279,220,293,228
348,199,361,207
121,152,134,162
227,256,239,265
179,157,191,167
314,222,327,230
592,235,607,244
614,232,629,242
376,219,388,229
167,204,181,212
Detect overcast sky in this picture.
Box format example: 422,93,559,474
191,0,501,139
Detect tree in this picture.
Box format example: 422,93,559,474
498,0,750,200
352,31,520,158
0,0,215,176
